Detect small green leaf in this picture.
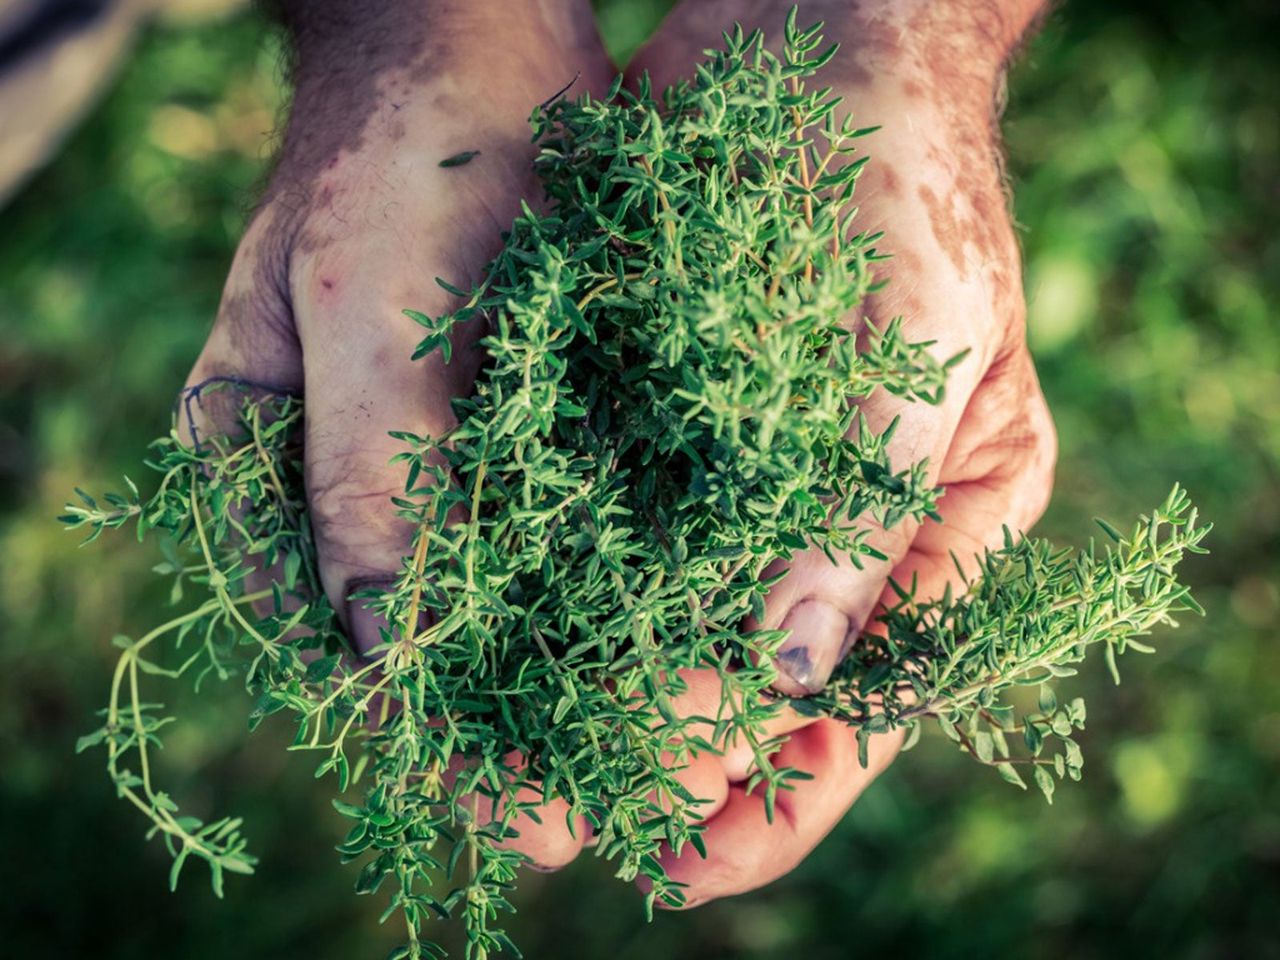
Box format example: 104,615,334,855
75,729,106,754
995,762,1027,789
973,731,994,763
438,150,480,168
169,847,191,892
1033,765,1056,804
1038,684,1057,714
305,654,341,684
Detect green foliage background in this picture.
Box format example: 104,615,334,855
1,1,1276,956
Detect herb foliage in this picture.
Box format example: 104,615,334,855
65,13,1208,959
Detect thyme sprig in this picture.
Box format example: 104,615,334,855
66,13,1208,959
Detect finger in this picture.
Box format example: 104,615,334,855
655,718,902,907
654,749,733,824
290,230,485,654
452,752,590,872
500,791,589,870
181,210,303,445
181,211,306,624
618,669,809,823
667,668,823,783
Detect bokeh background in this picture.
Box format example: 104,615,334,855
1,0,1277,957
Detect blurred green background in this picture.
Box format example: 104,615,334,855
1,1,1277,957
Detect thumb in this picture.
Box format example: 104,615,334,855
763,382,970,696
182,212,304,447
765,338,1055,696
759,236,998,696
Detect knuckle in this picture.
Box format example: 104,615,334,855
204,213,301,382
1021,393,1058,525
308,467,401,537
305,460,412,578
291,239,355,308
1001,383,1057,529
701,849,763,892
223,211,294,318
945,344,1058,534
856,512,919,562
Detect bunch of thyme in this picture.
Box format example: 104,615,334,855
65,13,1209,959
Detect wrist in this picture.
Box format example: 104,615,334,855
840,0,1046,58
700,1,1045,98
853,0,1045,86
271,1,602,78
266,0,608,185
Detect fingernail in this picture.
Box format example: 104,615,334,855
345,580,395,657
775,600,853,695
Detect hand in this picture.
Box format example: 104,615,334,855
627,0,1057,905
182,0,614,870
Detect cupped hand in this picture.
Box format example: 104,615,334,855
183,0,614,871
627,0,1057,905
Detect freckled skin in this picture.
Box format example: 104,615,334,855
630,0,1057,907
916,183,969,274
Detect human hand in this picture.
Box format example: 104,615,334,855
182,0,614,870
626,0,1057,905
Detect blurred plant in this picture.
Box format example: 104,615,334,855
63,13,1207,960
